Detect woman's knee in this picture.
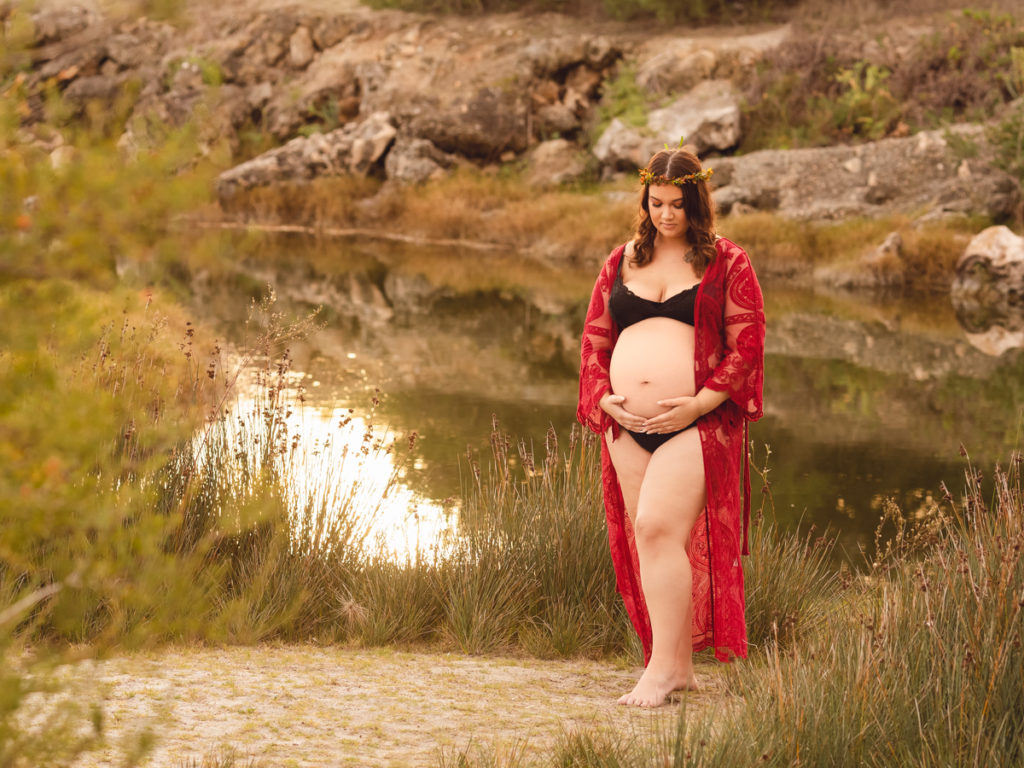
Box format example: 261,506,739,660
633,506,690,549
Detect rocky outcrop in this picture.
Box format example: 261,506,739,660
633,26,789,94
712,126,1019,221
15,3,1021,230
647,79,741,154
216,112,396,198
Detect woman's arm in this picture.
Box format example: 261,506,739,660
578,245,625,435
701,245,766,422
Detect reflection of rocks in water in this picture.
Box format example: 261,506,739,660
767,310,1006,381
952,299,1024,357
952,225,1024,356
204,256,581,399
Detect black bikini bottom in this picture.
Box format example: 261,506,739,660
623,423,695,453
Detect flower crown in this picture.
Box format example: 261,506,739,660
638,166,714,186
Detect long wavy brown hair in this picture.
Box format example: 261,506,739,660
631,149,717,274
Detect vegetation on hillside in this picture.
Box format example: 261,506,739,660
740,9,1024,152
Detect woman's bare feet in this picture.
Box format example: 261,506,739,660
617,666,699,707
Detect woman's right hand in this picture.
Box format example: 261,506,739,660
599,392,647,432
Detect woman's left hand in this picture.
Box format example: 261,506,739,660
641,396,704,434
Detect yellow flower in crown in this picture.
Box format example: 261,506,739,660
638,167,714,186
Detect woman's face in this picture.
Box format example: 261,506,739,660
646,183,688,239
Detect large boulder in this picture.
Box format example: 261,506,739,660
408,87,529,159
30,4,99,45
636,49,716,95
647,79,741,154
592,79,741,170
216,112,396,199
952,226,1024,356
591,118,651,172
952,226,1024,304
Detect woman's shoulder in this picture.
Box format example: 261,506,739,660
714,235,742,254
599,240,631,269
713,235,754,266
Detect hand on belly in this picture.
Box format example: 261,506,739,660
609,319,697,420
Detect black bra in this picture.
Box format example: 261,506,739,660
609,253,698,330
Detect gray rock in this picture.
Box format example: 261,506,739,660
585,36,618,69
517,36,585,78
262,41,366,137
348,112,399,175
714,126,1019,221
952,225,1024,355
636,49,716,94
384,137,456,185
410,87,528,158
647,79,741,154
535,103,580,136
591,118,651,172
953,226,1024,303
105,33,149,69
30,5,98,45
633,26,789,93
216,112,397,198
592,79,741,170
247,81,274,108
63,74,130,106
289,26,315,69
526,139,587,187
311,16,353,50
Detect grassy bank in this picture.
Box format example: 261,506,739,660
226,170,992,288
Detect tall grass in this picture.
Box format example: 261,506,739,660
461,450,1024,766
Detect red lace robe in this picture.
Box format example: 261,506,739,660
577,237,765,663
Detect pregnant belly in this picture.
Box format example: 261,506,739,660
609,318,697,419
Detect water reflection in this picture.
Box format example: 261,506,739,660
216,390,454,561
192,232,1024,564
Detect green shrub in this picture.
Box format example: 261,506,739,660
591,61,649,144
740,8,1024,151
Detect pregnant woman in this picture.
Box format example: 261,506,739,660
577,148,765,707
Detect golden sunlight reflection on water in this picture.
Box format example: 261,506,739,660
216,385,455,561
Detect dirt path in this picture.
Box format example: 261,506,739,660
63,646,727,767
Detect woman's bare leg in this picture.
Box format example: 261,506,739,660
618,427,706,707
605,428,651,519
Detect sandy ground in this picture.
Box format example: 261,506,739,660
53,646,727,767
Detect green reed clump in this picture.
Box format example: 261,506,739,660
442,421,631,658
